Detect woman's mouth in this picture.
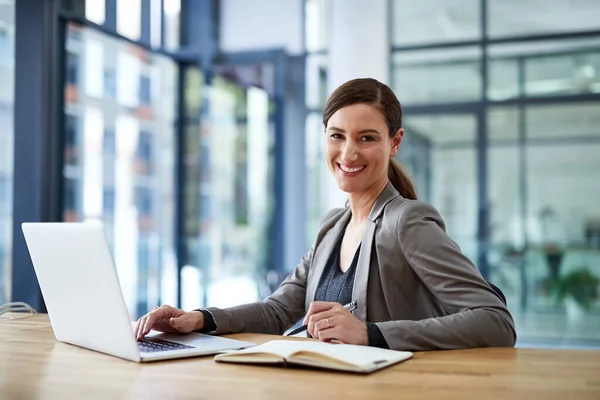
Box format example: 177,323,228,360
337,163,366,177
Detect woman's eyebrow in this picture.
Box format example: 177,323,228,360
327,126,381,135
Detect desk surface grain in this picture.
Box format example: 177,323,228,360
1,314,599,400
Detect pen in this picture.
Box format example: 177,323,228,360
285,301,358,337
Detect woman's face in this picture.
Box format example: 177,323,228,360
325,103,402,195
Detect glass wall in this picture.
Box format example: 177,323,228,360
0,0,14,305
180,69,275,310
391,0,600,347
63,24,178,318
304,0,329,246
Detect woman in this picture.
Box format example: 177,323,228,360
135,78,516,351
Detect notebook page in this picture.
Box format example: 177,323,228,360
306,342,412,367
224,340,333,358
224,340,411,367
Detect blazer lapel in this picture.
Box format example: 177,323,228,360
352,183,400,322
351,219,374,322
305,208,352,311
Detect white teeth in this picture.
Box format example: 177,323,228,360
339,165,365,173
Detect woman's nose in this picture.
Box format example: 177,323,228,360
341,142,358,162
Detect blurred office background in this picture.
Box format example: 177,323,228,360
1,0,599,349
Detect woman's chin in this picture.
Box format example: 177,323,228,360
336,179,365,194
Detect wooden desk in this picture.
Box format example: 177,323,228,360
1,314,599,399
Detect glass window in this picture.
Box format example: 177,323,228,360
404,113,477,145
305,112,327,245
117,0,141,41
487,106,523,314
488,58,519,101
488,0,600,38
163,0,180,50
391,0,480,46
488,106,519,142
305,54,327,110
396,130,432,202
489,39,600,100
188,69,275,309
150,0,162,48
84,39,104,98
524,140,600,343
403,114,478,262
488,143,523,312
64,25,178,318
526,103,600,140
86,0,106,25
305,0,328,52
392,47,482,104
0,0,14,304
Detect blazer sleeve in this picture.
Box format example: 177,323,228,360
376,201,517,351
204,246,312,335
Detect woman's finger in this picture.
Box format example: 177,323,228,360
135,315,147,340
316,325,340,341
303,301,338,325
141,311,159,338
312,315,337,339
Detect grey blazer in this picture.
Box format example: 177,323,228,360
206,183,516,351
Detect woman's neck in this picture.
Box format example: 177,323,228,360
347,179,389,227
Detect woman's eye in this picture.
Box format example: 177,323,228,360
330,133,343,139
360,136,375,142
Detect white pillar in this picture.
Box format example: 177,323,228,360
324,0,390,210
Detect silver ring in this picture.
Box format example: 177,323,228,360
326,318,330,328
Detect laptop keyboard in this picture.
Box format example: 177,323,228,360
138,337,195,353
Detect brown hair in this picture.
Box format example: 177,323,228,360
322,78,417,200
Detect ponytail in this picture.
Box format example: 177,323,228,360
388,158,417,200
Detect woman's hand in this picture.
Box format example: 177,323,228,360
134,305,204,341
303,301,368,345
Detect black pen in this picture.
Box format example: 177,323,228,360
285,300,358,337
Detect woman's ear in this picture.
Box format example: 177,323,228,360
390,128,404,157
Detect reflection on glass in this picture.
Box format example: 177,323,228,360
391,0,480,46
489,43,600,100
163,0,181,50
403,114,478,262
84,39,104,98
392,48,481,104
150,0,162,48
526,103,600,139
117,0,141,41
396,130,431,202
484,104,600,344
86,0,106,25
186,73,274,309
525,141,600,317
525,52,600,97
305,0,327,52
305,112,328,245
488,0,600,38
488,143,523,313
488,106,519,141
64,25,177,318
306,54,328,110
488,58,519,101
0,0,14,304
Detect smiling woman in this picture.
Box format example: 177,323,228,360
136,78,516,352
323,79,417,201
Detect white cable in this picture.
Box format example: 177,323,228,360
0,302,38,318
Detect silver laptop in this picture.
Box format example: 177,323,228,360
21,222,254,362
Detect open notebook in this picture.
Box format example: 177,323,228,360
214,340,413,373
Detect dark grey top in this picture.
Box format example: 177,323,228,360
313,225,388,348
